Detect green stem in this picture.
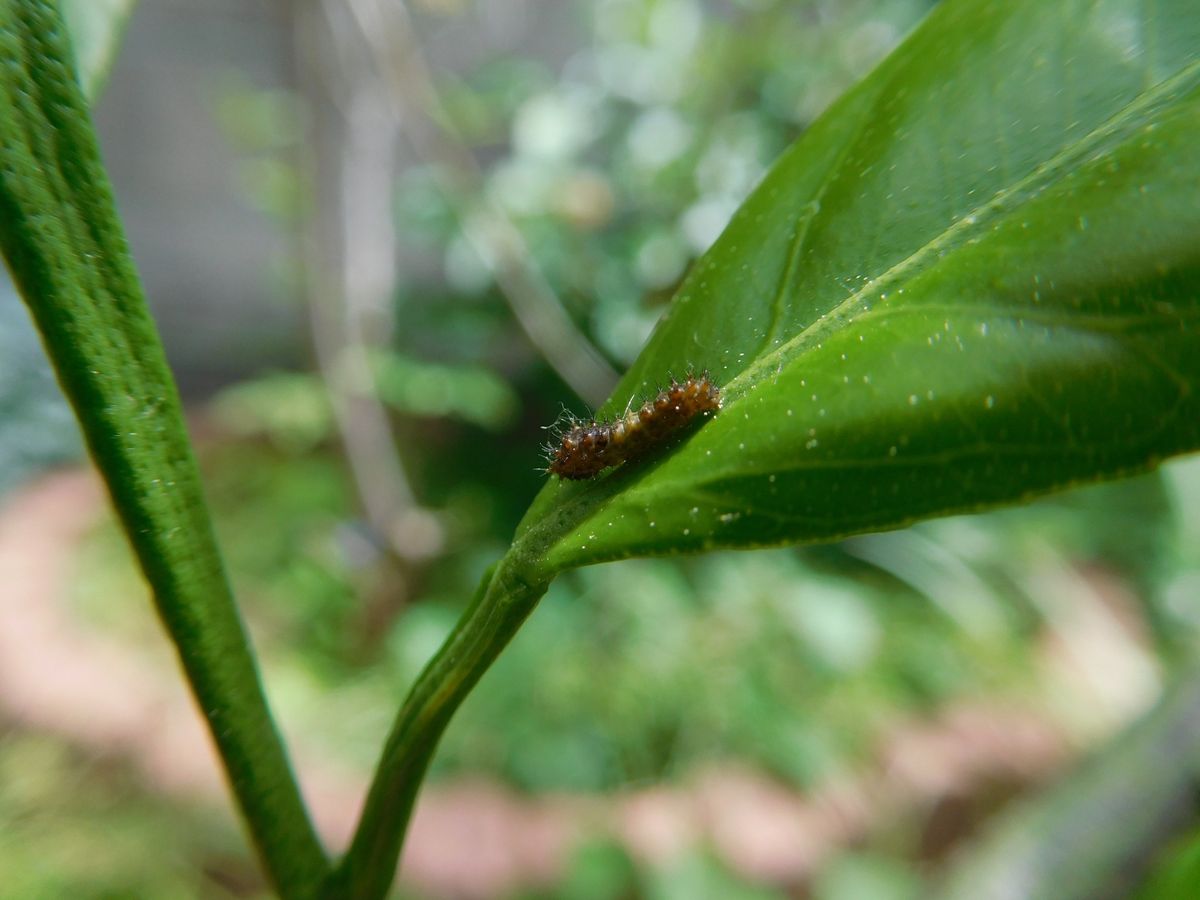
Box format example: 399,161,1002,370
324,559,549,899
0,2,329,895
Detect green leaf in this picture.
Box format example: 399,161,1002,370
60,0,136,98
516,0,1200,578
1136,827,1200,900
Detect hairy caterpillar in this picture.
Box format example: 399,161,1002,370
546,373,722,480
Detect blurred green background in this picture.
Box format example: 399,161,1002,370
2,0,1200,897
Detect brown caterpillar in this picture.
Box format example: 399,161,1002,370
546,372,722,480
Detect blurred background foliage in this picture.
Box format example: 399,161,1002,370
3,0,1200,897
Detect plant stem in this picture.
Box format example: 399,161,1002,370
0,2,329,895
324,559,548,899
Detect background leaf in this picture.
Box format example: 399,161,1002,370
60,0,137,98
514,0,1200,578
934,660,1200,900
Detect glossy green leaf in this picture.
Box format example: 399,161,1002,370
513,0,1200,579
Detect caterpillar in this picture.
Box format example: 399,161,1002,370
546,372,722,480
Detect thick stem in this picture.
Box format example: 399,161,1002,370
0,3,328,895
